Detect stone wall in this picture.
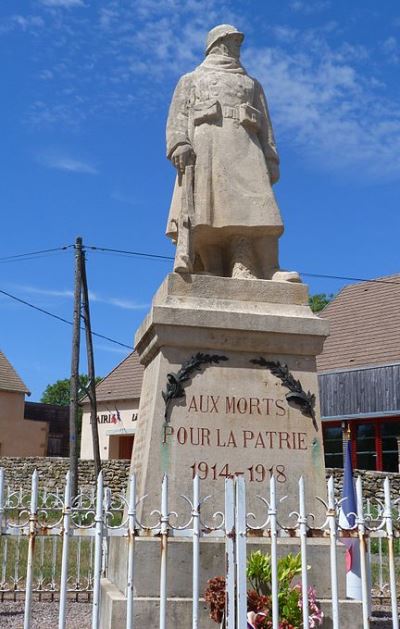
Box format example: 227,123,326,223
0,457,399,500
326,467,400,501
0,457,131,493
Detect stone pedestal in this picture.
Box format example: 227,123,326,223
102,538,361,628
100,273,363,629
132,273,329,521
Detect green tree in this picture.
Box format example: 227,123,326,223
309,293,334,313
41,375,103,452
40,375,102,406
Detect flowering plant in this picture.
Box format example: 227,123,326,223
204,551,323,629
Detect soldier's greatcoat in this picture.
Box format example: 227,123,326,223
166,54,283,242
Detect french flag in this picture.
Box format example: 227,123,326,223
339,439,362,599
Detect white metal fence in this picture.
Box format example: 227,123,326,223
0,467,399,628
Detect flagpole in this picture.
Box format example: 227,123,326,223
339,437,362,601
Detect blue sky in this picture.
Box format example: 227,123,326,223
1,0,399,400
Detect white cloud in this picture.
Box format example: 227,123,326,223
49,157,98,174
27,101,87,127
39,69,54,80
11,284,148,311
244,35,400,181
0,14,45,34
15,286,74,298
94,344,131,355
39,0,85,7
10,1,400,180
110,190,139,206
107,297,149,310
89,292,149,310
383,36,397,53
24,1,240,123
36,151,98,174
272,26,298,44
12,15,45,30
289,1,331,14
382,36,399,63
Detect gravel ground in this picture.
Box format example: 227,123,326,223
0,602,91,628
0,601,394,628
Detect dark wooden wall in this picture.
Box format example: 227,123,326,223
318,364,400,418
24,402,69,456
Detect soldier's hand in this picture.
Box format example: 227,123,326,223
172,144,195,175
267,160,280,185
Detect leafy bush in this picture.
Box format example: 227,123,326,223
204,551,323,628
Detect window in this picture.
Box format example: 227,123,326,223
322,425,343,468
322,418,400,472
381,422,400,472
354,424,376,471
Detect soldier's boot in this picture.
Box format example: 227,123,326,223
198,245,224,277
229,236,258,279
254,235,301,282
271,270,301,283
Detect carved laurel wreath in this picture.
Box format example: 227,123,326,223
250,357,318,431
162,353,228,421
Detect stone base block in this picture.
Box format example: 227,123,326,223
135,273,328,364
99,577,215,629
106,537,348,599
100,579,363,629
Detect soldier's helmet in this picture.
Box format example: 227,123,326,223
205,24,244,55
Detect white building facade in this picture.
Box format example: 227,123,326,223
80,352,143,460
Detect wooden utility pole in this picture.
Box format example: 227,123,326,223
80,248,101,478
69,236,83,498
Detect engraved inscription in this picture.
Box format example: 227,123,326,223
190,461,287,483
160,387,310,486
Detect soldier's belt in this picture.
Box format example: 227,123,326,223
193,101,261,132
223,104,261,132
193,101,220,125
222,105,240,120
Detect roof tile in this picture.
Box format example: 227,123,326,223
317,274,400,372
0,350,30,394
92,352,143,402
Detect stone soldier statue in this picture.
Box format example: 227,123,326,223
166,24,299,281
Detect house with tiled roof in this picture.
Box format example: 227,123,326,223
317,274,400,472
0,350,48,456
80,352,144,460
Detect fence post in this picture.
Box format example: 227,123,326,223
159,474,169,629
92,471,104,629
126,474,136,629
269,476,279,629
0,468,6,593
0,468,4,535
58,472,72,629
299,476,309,628
192,474,200,629
225,477,235,629
383,477,398,629
356,477,370,629
24,470,38,629
327,476,340,629
235,476,247,629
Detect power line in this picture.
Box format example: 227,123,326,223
86,245,174,261
0,245,74,262
85,246,400,285
0,252,72,265
0,288,133,350
299,272,400,286
2,242,400,286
